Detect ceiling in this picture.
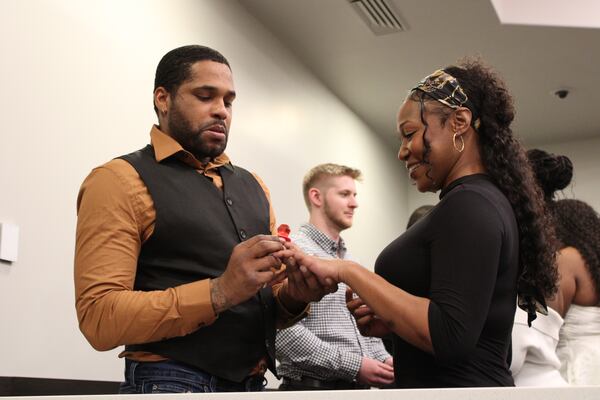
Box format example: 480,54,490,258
239,0,600,147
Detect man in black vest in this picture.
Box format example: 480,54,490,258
74,45,333,393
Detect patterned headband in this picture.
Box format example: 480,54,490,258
412,69,481,129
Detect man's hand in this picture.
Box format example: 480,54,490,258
210,235,285,314
356,357,395,387
346,288,392,338
276,244,338,313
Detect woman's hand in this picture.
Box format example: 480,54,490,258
291,249,344,286
273,242,338,307
346,287,392,338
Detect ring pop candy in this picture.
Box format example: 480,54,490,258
277,224,291,242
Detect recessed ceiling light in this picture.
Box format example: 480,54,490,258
491,0,600,29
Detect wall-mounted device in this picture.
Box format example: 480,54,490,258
0,223,19,262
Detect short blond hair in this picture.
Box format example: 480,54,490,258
302,163,362,209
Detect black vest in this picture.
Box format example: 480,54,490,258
120,145,277,382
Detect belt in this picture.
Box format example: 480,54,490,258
282,376,368,390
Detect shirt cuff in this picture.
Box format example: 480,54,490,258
373,346,392,362
273,282,310,329
376,353,390,363
340,351,363,381
174,279,218,331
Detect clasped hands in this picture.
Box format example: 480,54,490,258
212,235,340,313
277,241,392,341
214,234,391,338
277,241,393,339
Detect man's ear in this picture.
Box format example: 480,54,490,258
154,87,170,115
453,107,472,135
308,187,322,208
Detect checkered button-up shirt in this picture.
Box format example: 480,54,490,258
276,224,391,382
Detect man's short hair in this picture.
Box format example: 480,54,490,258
153,45,230,113
302,163,362,209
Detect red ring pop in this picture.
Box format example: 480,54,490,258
277,224,291,242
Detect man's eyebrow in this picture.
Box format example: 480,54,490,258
193,85,236,98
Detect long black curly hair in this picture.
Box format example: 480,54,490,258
408,58,558,302
554,199,600,296
528,149,600,297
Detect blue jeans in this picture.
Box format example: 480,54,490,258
119,359,267,393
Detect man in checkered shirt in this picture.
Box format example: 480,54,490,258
276,163,394,390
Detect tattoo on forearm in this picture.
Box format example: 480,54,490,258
210,278,232,315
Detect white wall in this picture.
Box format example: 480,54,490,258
533,136,600,211
0,0,406,384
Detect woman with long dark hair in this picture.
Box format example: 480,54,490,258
522,149,600,385
511,149,572,386
282,59,557,387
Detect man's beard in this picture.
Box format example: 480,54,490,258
168,105,228,162
324,199,352,232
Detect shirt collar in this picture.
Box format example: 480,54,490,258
299,223,347,258
439,173,490,200
149,125,233,172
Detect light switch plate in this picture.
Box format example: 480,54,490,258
0,223,19,262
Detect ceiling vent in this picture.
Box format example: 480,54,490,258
348,0,407,35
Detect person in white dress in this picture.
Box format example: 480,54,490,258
551,200,600,385
511,149,600,386
511,307,567,386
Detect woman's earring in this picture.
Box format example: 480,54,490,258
453,132,465,153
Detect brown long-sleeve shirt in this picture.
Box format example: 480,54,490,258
74,126,306,363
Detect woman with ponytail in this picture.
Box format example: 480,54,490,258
511,149,572,386
512,149,600,385
282,59,557,387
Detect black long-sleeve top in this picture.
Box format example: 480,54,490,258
376,174,519,387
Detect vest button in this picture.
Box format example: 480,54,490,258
226,198,233,206
240,229,247,239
